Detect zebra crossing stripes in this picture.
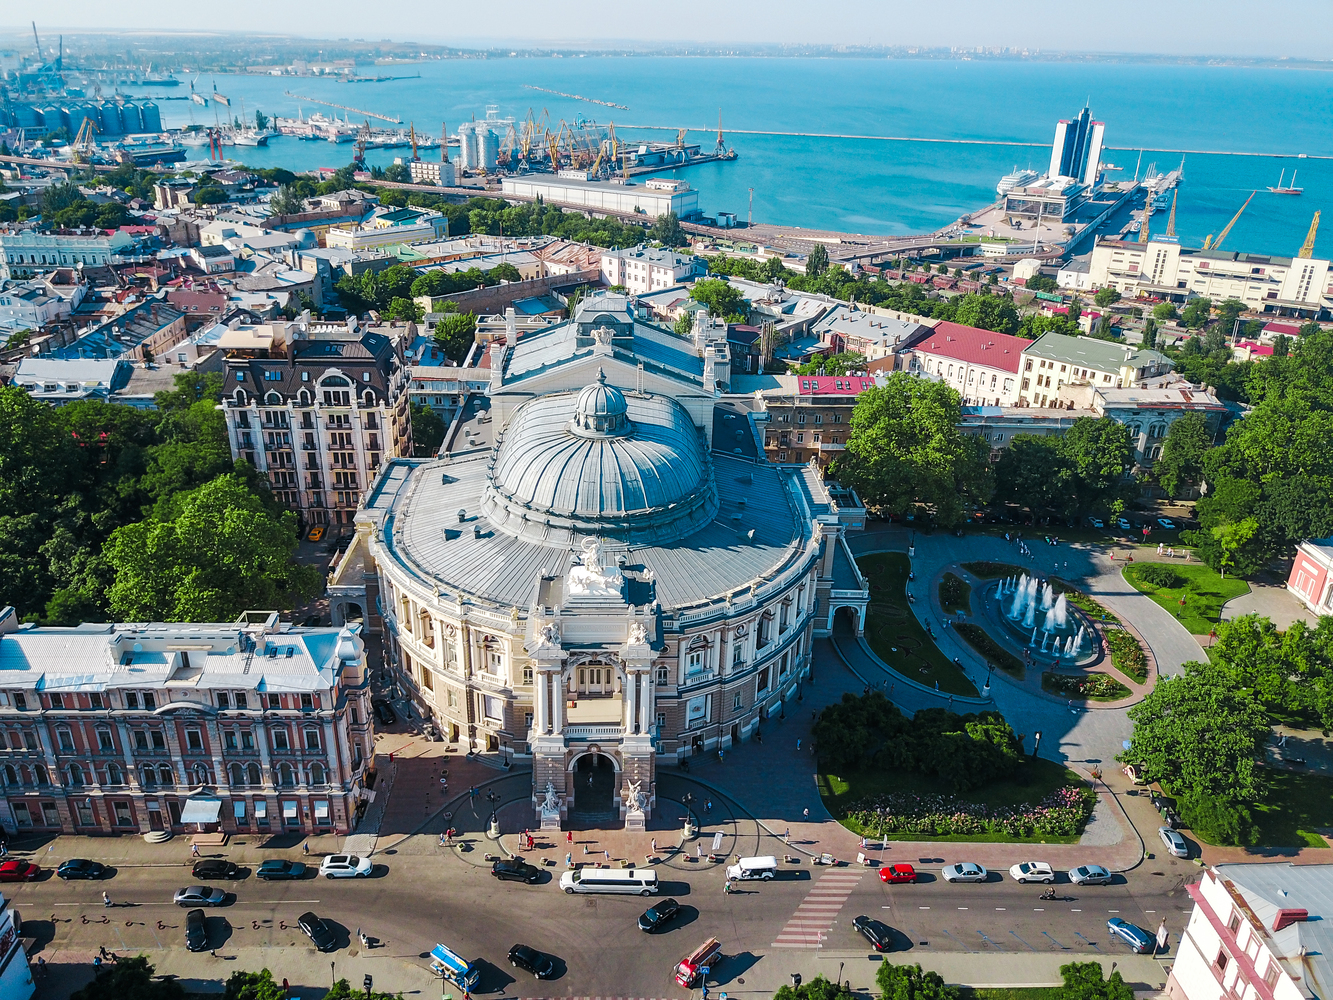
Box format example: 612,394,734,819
772,870,864,948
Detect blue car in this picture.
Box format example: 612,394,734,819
1107,917,1153,953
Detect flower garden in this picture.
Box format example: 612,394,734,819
842,785,1098,840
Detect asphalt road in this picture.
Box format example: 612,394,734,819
10,848,1197,997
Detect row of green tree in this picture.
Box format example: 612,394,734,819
813,692,1024,792
72,959,403,1000
333,260,523,321
829,374,1134,525
779,961,1134,1000
0,375,320,625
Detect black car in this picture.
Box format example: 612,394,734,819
508,943,556,980
372,699,396,725
637,897,681,932
853,915,894,953
298,911,338,952
256,860,307,881
185,908,207,952
491,858,541,884
192,860,242,880
56,859,107,881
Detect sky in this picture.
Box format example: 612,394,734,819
12,0,1333,58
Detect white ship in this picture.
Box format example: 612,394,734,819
997,167,1039,197
233,128,277,147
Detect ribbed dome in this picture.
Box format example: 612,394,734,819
480,382,718,547
571,369,630,437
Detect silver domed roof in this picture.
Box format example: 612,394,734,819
480,381,717,547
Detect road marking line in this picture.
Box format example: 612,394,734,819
1034,908,1045,912
1071,909,1082,912
919,906,930,910
957,907,968,911
996,907,1005,911
1108,909,1119,913
1145,909,1156,913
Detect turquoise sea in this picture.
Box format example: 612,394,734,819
141,57,1333,257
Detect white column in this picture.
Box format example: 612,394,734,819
639,673,653,734
534,672,547,733
553,673,563,732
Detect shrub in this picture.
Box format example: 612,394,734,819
939,572,971,613
954,623,1024,675
1104,629,1148,681
1176,788,1257,847
1133,564,1185,590
1042,671,1131,700
845,785,1097,839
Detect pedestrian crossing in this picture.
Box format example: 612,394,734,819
771,870,863,948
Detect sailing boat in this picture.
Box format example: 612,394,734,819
1268,169,1303,195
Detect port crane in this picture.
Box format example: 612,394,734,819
1137,191,1152,244
1165,190,1178,238
409,122,419,161
71,116,99,163
1203,192,1254,251
1298,211,1320,258
352,120,372,169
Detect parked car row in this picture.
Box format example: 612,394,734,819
920,860,1120,884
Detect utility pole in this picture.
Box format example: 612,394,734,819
748,188,753,228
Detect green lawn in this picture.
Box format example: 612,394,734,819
961,561,1028,579
820,757,1085,843
963,989,1065,1000
940,572,972,614
1123,562,1251,635
858,553,978,696
1251,770,1333,849
955,622,1025,676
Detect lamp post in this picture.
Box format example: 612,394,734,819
682,792,696,840
982,662,994,698
486,789,501,840
1032,730,1043,759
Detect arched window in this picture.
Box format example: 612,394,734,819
67,763,85,787
106,763,123,786
363,389,375,407
234,389,248,406
229,763,245,787
265,390,283,406
2,765,16,787
140,766,157,788
321,375,350,387
277,763,295,788
158,765,174,787
299,389,312,407
193,763,210,786
247,762,261,787
309,762,326,786
35,765,49,787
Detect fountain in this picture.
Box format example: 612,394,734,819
996,572,1094,662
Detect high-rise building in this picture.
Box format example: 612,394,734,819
1048,105,1105,187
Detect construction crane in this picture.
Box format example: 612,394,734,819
676,128,686,150
1299,210,1320,258
715,108,726,156
440,121,449,163
1165,190,1178,238
71,116,99,163
409,122,418,161
1137,191,1152,244
353,119,372,169
1203,191,1254,251
546,132,561,170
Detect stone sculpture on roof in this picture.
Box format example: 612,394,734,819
567,536,625,598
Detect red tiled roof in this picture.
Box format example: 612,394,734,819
911,321,1026,373
1263,321,1301,335
1235,340,1275,356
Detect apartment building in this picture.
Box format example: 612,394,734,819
0,228,151,280
1017,331,1172,407
0,608,372,838
219,316,413,527
1167,864,1327,1000
759,373,884,467
1287,539,1333,616
1090,238,1333,316
813,305,927,362
900,322,1026,405
0,891,33,1000
600,245,706,295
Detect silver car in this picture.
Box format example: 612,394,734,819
173,884,227,907
942,862,989,883
1069,864,1114,885
1158,827,1189,858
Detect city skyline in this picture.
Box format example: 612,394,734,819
7,0,1333,59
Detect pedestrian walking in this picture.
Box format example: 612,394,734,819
796,738,802,751
934,680,939,692
604,850,610,862
567,830,573,844
948,695,954,708
102,890,111,907
651,838,657,854
784,829,791,844
36,956,45,978
566,852,572,867
99,946,109,960
282,979,289,996
191,843,200,858
439,831,446,846
1168,546,1174,558
803,807,809,820
705,799,713,813
724,880,732,894
93,955,102,970
696,845,703,858
302,841,309,855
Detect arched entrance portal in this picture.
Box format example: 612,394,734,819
831,605,864,636
571,753,617,821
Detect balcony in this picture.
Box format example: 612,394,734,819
562,724,623,741
818,441,846,452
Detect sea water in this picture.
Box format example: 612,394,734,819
143,57,1333,257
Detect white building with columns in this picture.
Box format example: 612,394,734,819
343,293,868,827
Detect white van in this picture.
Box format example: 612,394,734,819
726,855,778,881
559,867,659,896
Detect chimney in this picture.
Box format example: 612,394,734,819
1273,909,1308,932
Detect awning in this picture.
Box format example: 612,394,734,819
282,801,298,819
179,798,222,825
314,801,329,819
254,800,267,818
233,801,247,819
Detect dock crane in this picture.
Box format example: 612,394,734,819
352,120,371,169
1298,211,1320,258
441,121,449,163
1165,190,1178,237
409,122,418,161
1137,191,1152,244
715,108,726,156
1203,191,1254,251
71,116,99,163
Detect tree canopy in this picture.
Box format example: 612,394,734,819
1154,412,1213,498
72,956,184,1000
876,963,960,1000
690,278,748,322
993,417,1131,515
833,374,991,526
105,474,321,622
795,352,867,376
